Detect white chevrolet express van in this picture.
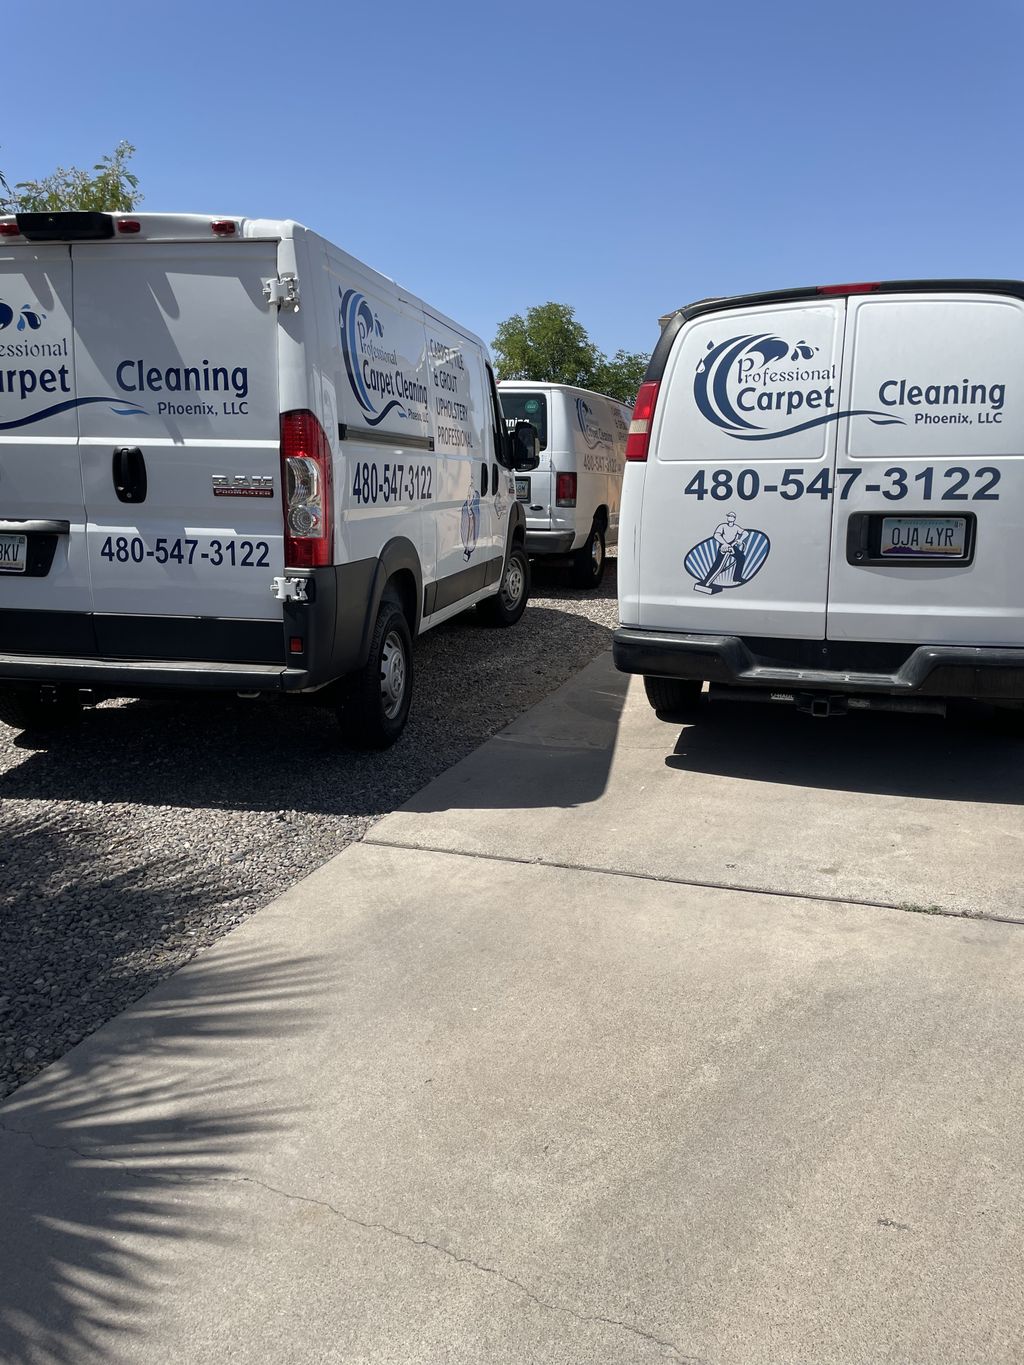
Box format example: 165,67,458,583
615,280,1024,719
498,381,630,587
0,211,538,746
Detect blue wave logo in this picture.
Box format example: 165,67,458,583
694,333,904,441
0,299,47,332
339,287,406,427
0,396,147,431
576,397,600,449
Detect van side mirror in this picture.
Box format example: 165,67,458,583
509,421,540,471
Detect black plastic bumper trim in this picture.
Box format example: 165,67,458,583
612,628,1024,700
526,530,575,555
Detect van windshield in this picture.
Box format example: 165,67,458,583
500,391,547,450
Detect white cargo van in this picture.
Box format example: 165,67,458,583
0,211,539,747
498,381,630,587
615,280,1024,719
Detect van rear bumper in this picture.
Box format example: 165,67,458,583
612,628,1024,700
525,529,577,555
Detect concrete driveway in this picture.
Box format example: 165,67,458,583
2,655,1023,1363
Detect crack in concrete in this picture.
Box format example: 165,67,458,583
0,1123,702,1362
362,836,1024,927
233,1173,703,1362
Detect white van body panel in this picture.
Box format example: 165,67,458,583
829,292,1024,645
0,213,523,704
498,381,629,555
72,240,283,622
634,300,844,639
615,282,1024,707
0,246,91,614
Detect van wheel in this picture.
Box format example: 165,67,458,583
0,688,82,733
571,523,606,588
643,676,703,719
478,545,529,627
338,597,414,749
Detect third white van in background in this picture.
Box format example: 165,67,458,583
498,382,630,587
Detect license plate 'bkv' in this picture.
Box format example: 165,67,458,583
0,534,27,573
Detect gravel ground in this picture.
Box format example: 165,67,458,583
0,562,619,1099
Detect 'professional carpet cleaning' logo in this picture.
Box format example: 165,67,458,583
576,397,613,449
694,333,902,441
339,288,427,427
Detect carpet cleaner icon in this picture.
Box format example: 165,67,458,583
460,486,480,560
684,512,770,594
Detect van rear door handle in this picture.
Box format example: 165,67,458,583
0,518,71,534
113,447,148,504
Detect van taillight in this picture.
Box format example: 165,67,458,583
280,409,333,568
0,222,20,238
626,381,659,461
556,472,577,507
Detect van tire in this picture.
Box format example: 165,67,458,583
571,523,606,588
337,596,414,749
643,676,704,719
0,688,82,733
478,545,530,627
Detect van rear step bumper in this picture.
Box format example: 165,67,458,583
0,654,312,693
525,530,576,555
613,628,1024,700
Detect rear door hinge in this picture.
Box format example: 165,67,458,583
263,273,300,311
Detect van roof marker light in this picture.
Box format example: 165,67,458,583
625,381,660,461
116,219,141,234
817,282,880,295
211,220,237,237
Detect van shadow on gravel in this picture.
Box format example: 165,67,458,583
0,938,323,1365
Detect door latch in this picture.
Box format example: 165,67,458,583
270,576,309,602
262,274,300,311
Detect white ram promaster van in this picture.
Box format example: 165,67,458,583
0,211,538,747
498,381,629,587
615,281,1024,719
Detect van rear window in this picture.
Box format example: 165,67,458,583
500,391,547,449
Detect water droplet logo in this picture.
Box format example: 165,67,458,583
0,300,46,332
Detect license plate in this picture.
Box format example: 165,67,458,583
515,477,530,501
880,516,968,559
0,534,27,574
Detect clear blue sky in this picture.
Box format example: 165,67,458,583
6,0,1022,359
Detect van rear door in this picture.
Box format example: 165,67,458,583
827,290,1024,646
641,299,845,638
0,246,94,641
71,241,283,659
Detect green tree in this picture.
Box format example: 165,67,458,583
493,302,601,390
0,142,141,214
492,301,649,406
592,349,651,406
